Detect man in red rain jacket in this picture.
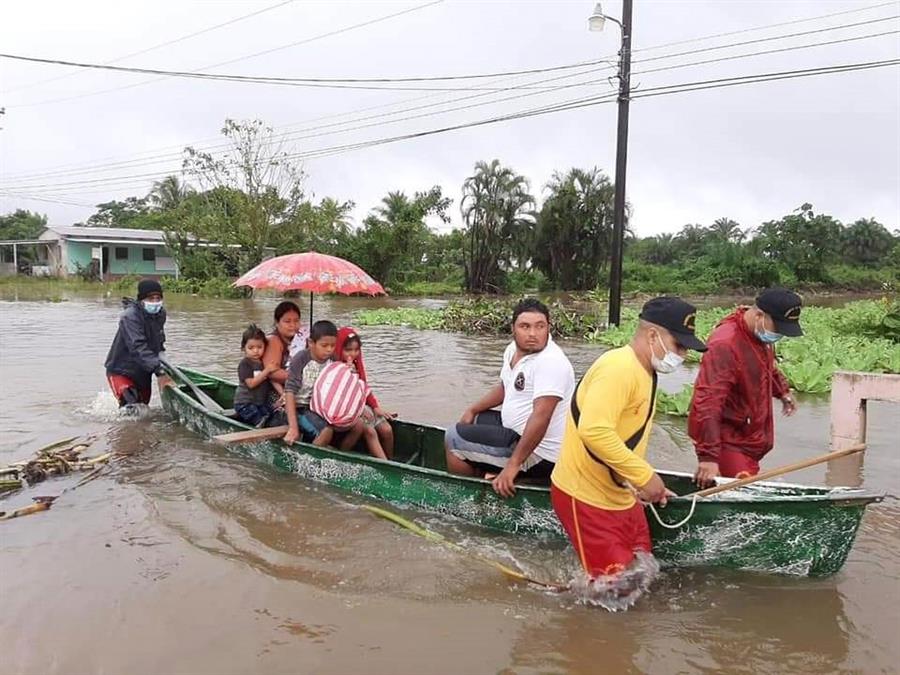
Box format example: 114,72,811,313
689,288,803,486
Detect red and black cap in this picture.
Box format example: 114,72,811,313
756,288,803,337
639,296,707,352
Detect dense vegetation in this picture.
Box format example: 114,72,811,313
356,298,900,398
2,118,896,296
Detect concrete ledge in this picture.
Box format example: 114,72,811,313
830,370,900,449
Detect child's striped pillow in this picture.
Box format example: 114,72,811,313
311,361,369,430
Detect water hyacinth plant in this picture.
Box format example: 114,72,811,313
356,298,900,397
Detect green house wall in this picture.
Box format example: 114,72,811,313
65,241,175,276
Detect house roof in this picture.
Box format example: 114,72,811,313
41,225,167,243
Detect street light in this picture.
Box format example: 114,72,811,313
589,0,633,327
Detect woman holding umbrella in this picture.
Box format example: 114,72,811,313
237,252,387,416
263,301,304,405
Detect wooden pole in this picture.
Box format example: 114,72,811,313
684,444,867,499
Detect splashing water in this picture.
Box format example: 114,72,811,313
78,391,149,422
569,551,661,612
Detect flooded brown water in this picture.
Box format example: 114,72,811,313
0,288,897,675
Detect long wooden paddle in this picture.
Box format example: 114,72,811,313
159,357,225,414
213,426,289,444
683,443,867,500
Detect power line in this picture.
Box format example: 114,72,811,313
2,63,616,183
231,59,900,164
632,28,900,77
5,14,896,96
632,14,899,64
2,0,297,94
632,0,899,53
1,53,613,85
6,25,898,186
6,58,897,195
0,190,95,207
0,53,611,92
5,3,897,184
6,0,446,108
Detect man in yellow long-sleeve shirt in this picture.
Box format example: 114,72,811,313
551,297,707,578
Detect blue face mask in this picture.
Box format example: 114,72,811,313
756,329,782,344
143,300,164,315
754,316,782,343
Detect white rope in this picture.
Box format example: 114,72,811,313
647,495,699,529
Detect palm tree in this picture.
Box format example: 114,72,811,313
842,218,895,265
710,217,745,243
461,160,534,292
533,167,616,290
148,175,194,211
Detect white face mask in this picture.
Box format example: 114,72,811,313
650,333,684,374
142,299,164,315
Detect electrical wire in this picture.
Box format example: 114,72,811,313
632,0,899,53
4,4,897,188
2,0,297,94
0,53,614,92
632,14,899,64
6,58,897,195
6,0,446,108
4,14,896,94
2,63,616,183
5,25,898,186
7,0,892,181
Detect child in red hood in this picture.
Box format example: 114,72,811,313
335,327,395,459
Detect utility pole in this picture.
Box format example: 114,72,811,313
607,0,633,327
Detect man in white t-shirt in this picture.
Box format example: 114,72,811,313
445,298,576,497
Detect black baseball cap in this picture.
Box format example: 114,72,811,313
137,278,163,301
639,296,707,352
756,288,803,337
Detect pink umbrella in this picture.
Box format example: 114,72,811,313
233,251,386,324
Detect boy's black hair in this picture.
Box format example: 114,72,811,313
273,300,301,323
309,320,338,342
512,298,550,324
241,323,267,349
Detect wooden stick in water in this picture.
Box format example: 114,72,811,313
684,443,867,499
213,426,289,444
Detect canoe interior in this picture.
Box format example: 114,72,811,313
162,366,884,577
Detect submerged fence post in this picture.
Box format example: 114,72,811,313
829,370,900,486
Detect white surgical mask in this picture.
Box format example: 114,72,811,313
650,334,684,374
143,300,164,315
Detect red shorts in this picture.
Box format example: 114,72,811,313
718,449,760,479
551,483,651,578
107,374,151,406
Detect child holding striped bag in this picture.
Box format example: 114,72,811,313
334,327,395,459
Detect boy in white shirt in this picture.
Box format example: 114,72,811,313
445,298,575,497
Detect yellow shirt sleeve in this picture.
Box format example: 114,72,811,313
576,360,655,488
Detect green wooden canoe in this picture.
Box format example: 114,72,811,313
160,365,883,577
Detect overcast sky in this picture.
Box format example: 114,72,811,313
1,0,898,237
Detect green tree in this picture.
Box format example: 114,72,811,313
148,175,194,212
757,203,842,282
348,187,451,286
85,197,153,228
629,232,677,265
672,223,712,259
0,209,47,239
461,159,535,293
533,167,615,290
183,118,306,268
709,217,745,243
842,218,895,266
281,196,355,255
